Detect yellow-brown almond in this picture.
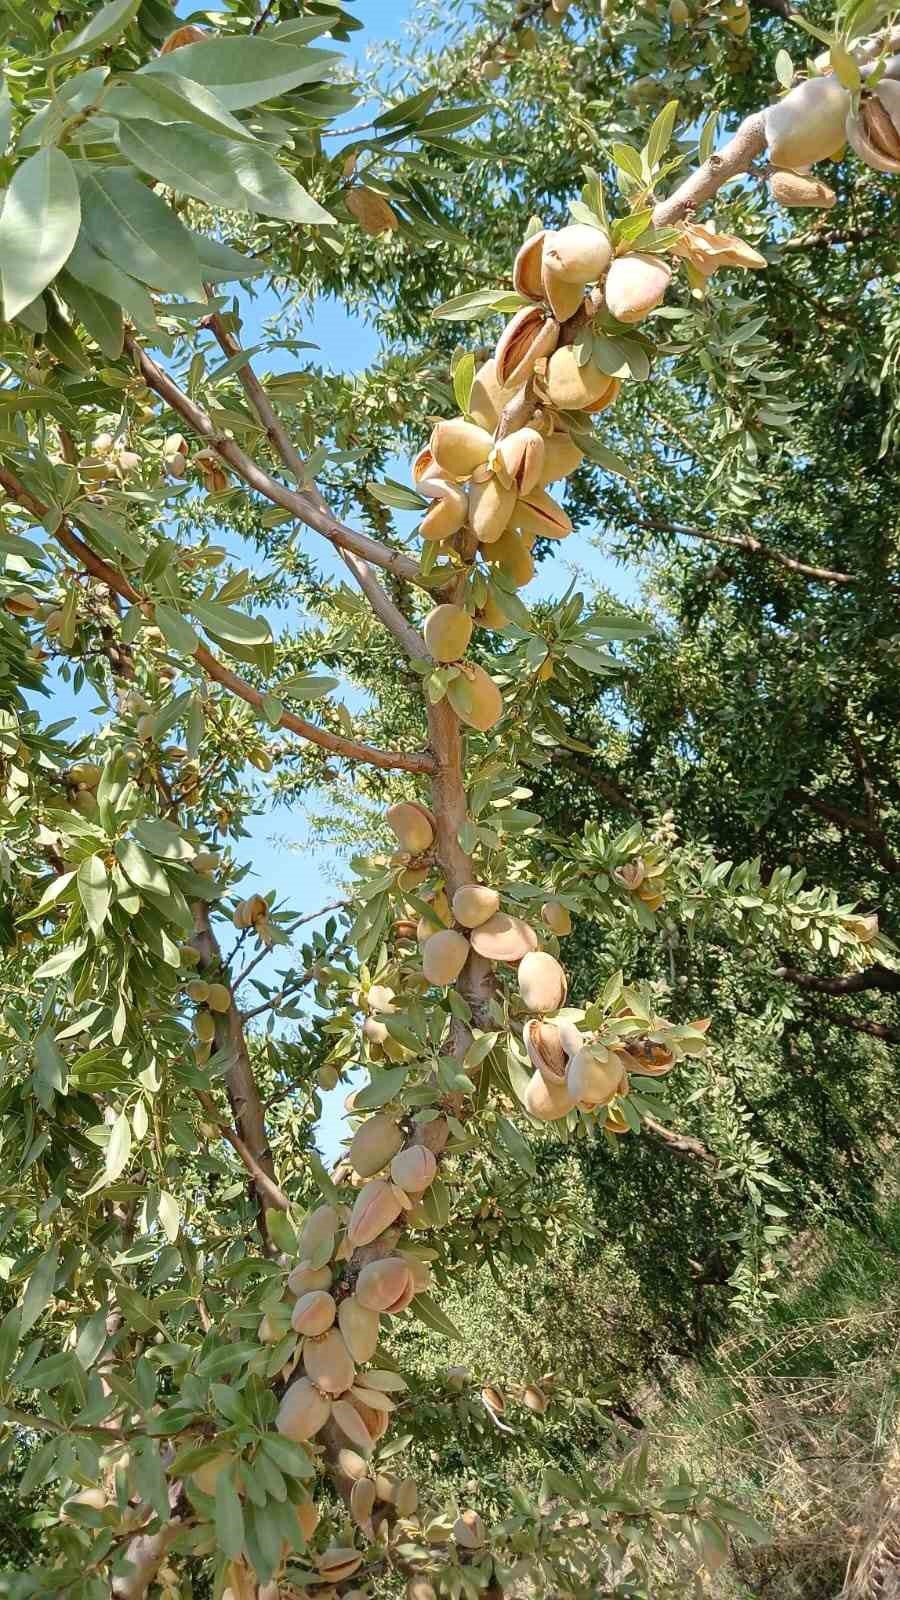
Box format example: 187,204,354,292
350,1393,389,1441
541,898,572,935
390,1144,437,1193
386,800,435,854
355,1256,414,1312
430,418,493,480
394,1478,419,1517
764,76,850,169
476,591,508,630
469,357,514,430
524,1017,569,1082
452,883,500,929
604,253,672,324
454,1510,486,1548
349,1113,404,1178
408,1579,437,1600
481,1384,505,1412
206,982,231,1013
512,487,572,540
624,1038,674,1076
604,1104,630,1135
365,983,396,1017
347,1179,404,1247
497,533,535,590
420,484,468,542
422,928,470,985
513,229,547,299
350,1476,377,1529
276,1378,331,1441
543,222,613,284
257,1312,283,1344
332,1397,375,1454
190,1452,232,1498
294,1496,319,1541
493,427,546,496
159,24,208,52
543,346,619,410
338,1296,381,1362
495,305,559,389
541,262,585,322
539,430,584,485
298,1203,338,1260
452,663,504,731
413,1112,449,1154
524,1069,576,1121
291,1289,337,1336
337,1448,370,1483
61,1487,108,1518
317,1549,363,1582
302,1327,356,1395
469,475,517,544
849,83,900,172
566,1045,626,1108
470,911,538,963
523,1384,548,1413
346,185,399,233
768,169,836,208
424,603,473,664
195,1011,216,1043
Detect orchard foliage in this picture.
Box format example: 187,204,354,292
0,0,898,1597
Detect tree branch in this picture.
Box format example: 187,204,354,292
550,749,638,815
775,964,900,995
0,465,434,775
124,332,427,590
643,1114,716,1164
625,512,856,587
190,901,288,1232
202,311,428,661
784,788,899,874
816,1008,900,1045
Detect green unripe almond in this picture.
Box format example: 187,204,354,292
186,979,210,1004
206,983,231,1013
195,1010,216,1043
424,604,473,664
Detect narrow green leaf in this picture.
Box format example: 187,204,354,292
105,71,262,145
214,1467,245,1560
117,121,334,224
77,855,111,936
49,0,140,64
190,599,272,647
409,1293,462,1340
58,272,124,360
155,603,200,655
19,1245,59,1337
0,149,81,322
141,37,340,112
79,168,205,301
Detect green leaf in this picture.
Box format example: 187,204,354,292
48,0,141,66
432,287,532,321
158,1191,180,1243
75,500,148,565
75,1305,109,1370
77,855,111,937
85,1109,132,1193
79,168,205,301
190,599,272,647
0,149,81,322
573,432,637,482
105,71,262,145
366,478,425,511
496,1114,537,1176
155,603,200,655
830,42,861,90
0,77,12,156
58,272,124,360
610,141,644,184
190,231,266,283
66,235,161,336
117,122,334,225
698,110,719,164
260,1434,313,1479
409,1293,462,1340
142,37,340,112
453,349,476,416
646,99,679,169
354,1066,408,1110
592,333,650,382
19,1245,58,1336
214,1467,245,1560
277,673,339,702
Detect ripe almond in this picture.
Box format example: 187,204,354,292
347,1179,404,1248
302,1328,356,1395
276,1378,331,1441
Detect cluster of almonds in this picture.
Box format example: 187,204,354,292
522,1010,678,1127
765,59,900,191
232,891,275,946
668,0,751,38
78,431,142,483
385,799,572,999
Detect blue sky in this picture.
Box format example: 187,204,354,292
27,0,639,1159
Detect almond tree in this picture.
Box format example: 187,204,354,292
0,1,897,1596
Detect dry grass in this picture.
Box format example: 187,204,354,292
643,1206,900,1598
